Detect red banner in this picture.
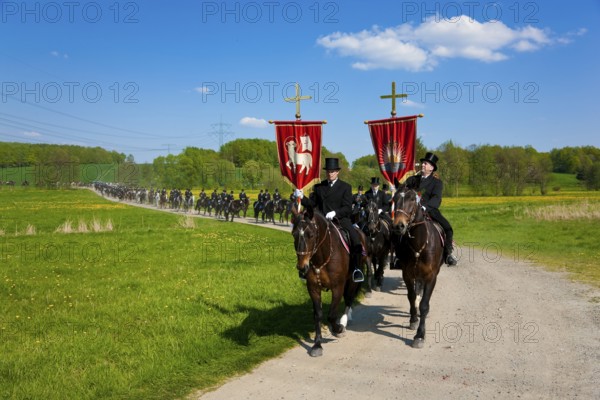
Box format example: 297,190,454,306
367,115,418,185
274,120,323,190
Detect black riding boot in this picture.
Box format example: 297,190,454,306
351,245,364,282
445,230,458,266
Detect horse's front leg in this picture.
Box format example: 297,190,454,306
365,255,374,297
328,286,345,337
413,277,437,349
404,274,419,331
309,289,324,357
375,252,385,289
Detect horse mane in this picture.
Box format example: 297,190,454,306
406,175,421,190
294,204,329,228
394,174,421,191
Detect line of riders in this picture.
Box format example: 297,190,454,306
95,180,404,231
94,176,453,244
95,153,457,296
94,181,297,223
95,166,456,252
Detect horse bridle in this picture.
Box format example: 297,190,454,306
367,204,390,238
295,216,331,259
395,189,430,261
395,190,418,225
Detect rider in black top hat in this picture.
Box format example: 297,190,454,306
405,152,458,266
296,157,365,282
365,176,392,224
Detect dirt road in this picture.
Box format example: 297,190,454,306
192,253,599,399
97,193,600,399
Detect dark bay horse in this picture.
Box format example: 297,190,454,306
283,200,297,225
254,200,265,222
239,198,249,218
391,179,444,348
365,201,392,294
263,200,276,224
274,199,289,224
225,199,248,222
291,205,366,357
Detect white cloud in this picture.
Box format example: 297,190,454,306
399,99,425,109
557,27,588,44
50,50,69,58
240,117,268,128
23,131,41,137
317,16,567,71
194,86,212,94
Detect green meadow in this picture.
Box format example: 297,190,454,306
444,173,600,284
1,184,599,399
1,188,308,399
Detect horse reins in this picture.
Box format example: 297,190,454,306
395,189,430,260
395,190,421,232
296,216,333,288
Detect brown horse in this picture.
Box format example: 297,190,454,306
364,200,392,294
391,179,444,348
291,205,366,357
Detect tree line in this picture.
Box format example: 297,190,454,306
0,142,126,167
150,139,599,195
1,140,599,194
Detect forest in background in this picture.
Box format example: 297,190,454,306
1,140,599,196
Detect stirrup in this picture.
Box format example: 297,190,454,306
352,269,364,283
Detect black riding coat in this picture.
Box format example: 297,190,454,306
405,174,453,249
364,189,390,213
300,179,360,248
406,175,443,212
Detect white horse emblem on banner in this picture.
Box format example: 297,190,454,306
285,135,313,175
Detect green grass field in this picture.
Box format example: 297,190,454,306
1,188,310,399
1,185,598,399
443,191,600,285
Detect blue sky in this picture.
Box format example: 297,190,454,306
1,0,599,164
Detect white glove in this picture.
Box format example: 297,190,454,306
294,189,303,199
421,205,426,212
378,209,383,214
325,211,336,220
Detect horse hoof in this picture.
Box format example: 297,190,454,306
374,286,381,292
333,328,346,338
409,321,419,330
412,338,425,349
364,291,372,298
310,346,323,357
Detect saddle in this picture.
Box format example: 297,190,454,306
330,220,365,255
423,212,446,249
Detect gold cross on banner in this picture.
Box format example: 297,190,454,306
284,83,312,120
380,81,408,117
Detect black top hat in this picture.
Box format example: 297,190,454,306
323,158,341,170
420,152,439,171
382,183,389,190
358,185,364,191
370,177,380,185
